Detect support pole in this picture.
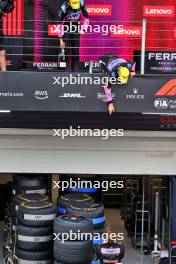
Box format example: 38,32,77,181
141,176,145,254
141,19,147,75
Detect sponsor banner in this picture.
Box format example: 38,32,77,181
0,72,175,113
134,50,176,74
111,25,142,38
143,6,175,17
87,5,112,16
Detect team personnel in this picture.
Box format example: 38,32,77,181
58,0,89,71
99,54,136,115
0,0,14,71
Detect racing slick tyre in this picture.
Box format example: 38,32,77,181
16,224,53,251
61,174,98,198
18,201,56,227
66,203,105,229
54,214,93,239
54,240,93,264
15,247,52,263
12,193,48,212
12,179,47,195
57,193,93,214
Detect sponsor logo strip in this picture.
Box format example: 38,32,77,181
24,214,56,221
18,260,52,264
25,189,47,194
18,235,53,242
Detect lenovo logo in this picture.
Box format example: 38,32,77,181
155,80,176,96
87,5,112,16
111,25,142,38
144,6,175,17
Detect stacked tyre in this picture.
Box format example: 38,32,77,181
3,178,56,264
61,174,99,200
3,178,48,261
66,203,106,246
9,179,48,231
15,200,56,264
53,214,93,264
57,193,94,215
12,178,47,196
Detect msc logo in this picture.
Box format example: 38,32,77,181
59,93,86,98
154,98,169,109
34,90,48,100
155,80,176,96
97,93,115,101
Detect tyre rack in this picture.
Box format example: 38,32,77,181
133,208,151,248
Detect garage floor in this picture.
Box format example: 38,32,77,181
105,209,153,264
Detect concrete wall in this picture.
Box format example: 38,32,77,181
0,129,175,175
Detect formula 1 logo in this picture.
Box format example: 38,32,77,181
34,90,48,100
144,6,175,17
111,25,142,38
155,80,176,96
87,5,112,16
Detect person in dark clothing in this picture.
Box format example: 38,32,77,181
0,11,6,71
99,54,136,115
0,0,15,71
58,0,89,71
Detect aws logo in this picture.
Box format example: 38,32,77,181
155,80,176,96
34,90,48,100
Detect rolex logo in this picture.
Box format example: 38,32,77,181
133,88,138,94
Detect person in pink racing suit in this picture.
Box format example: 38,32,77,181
99,54,136,115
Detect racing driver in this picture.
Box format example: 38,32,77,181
99,54,136,115
58,0,89,71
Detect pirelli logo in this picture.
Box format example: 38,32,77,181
155,80,176,96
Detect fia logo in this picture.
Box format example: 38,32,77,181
154,98,169,109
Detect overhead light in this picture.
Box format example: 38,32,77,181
0,110,11,113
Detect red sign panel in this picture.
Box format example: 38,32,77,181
87,5,112,16
143,6,175,17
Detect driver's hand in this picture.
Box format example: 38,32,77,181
60,39,65,48
79,30,86,35
130,72,136,78
108,103,115,116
